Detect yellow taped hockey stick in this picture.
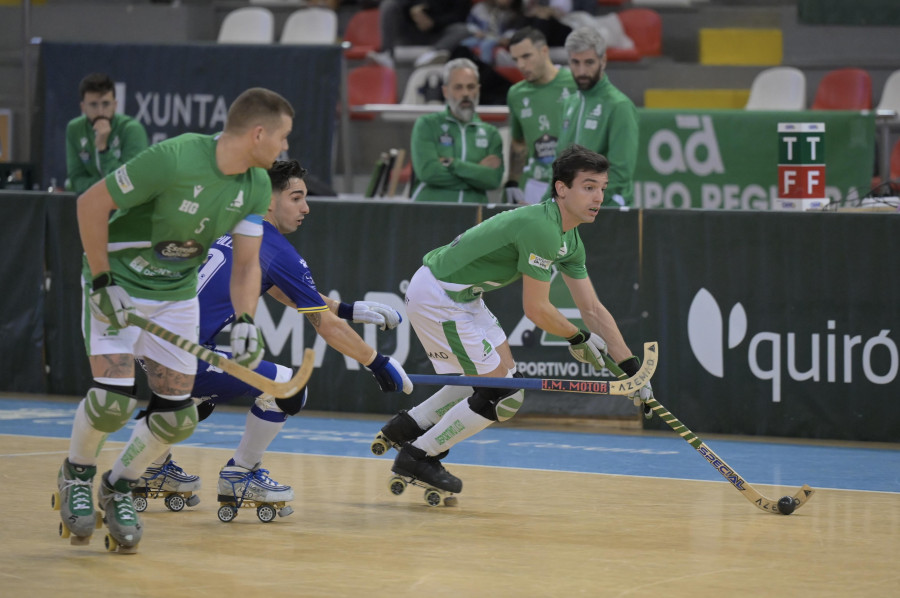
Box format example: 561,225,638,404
127,313,313,399
604,355,815,515
409,342,658,396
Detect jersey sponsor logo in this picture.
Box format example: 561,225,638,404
476,138,488,148
179,199,200,215
528,253,553,270
533,134,558,163
585,119,598,130
427,351,449,360
154,239,205,261
521,107,533,118
439,134,453,146
114,165,134,194
482,339,493,359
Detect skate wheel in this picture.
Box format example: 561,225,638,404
104,534,117,552
59,521,70,539
133,496,148,512
217,505,237,523
278,505,294,518
51,491,60,511
257,504,277,523
424,489,442,507
443,496,459,507
388,476,407,496
371,437,389,456
165,494,186,512
185,494,201,508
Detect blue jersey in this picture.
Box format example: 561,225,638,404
196,220,329,346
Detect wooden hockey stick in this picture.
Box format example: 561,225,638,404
127,313,314,399
604,356,815,515
408,341,657,396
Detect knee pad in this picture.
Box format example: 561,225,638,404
467,385,525,422
84,384,138,433
143,394,199,444
274,385,308,417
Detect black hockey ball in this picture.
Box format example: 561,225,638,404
777,496,796,515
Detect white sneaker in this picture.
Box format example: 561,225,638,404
217,460,294,503
414,49,450,68
140,455,201,493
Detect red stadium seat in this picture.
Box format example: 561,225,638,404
347,64,397,120
616,8,662,59
343,8,381,60
811,68,872,110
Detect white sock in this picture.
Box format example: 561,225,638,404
409,384,474,429
232,411,286,469
413,399,492,456
110,418,169,483
68,398,110,466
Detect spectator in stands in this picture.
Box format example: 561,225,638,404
505,27,576,204
65,73,148,194
459,0,526,66
523,0,573,47
409,58,504,203
556,26,638,206
373,0,470,66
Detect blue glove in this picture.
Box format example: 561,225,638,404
366,353,413,394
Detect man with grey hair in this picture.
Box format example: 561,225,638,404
409,58,504,203
556,26,638,206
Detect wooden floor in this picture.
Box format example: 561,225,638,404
2,434,898,597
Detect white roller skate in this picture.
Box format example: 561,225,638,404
135,454,201,512
97,471,142,554
52,458,102,545
216,460,294,523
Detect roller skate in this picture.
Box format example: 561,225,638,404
97,471,142,554
389,443,460,507
134,454,201,512
216,460,294,523
371,410,426,456
52,459,102,545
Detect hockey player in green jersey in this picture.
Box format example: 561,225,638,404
56,88,294,553
373,145,654,495
506,27,576,204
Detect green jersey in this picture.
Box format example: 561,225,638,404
557,74,639,206
65,113,149,194
507,68,576,188
410,107,504,204
424,200,587,303
93,133,271,301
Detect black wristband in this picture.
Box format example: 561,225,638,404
504,180,519,188
236,313,255,325
566,328,590,345
618,356,641,377
91,271,114,291
337,302,354,320
366,353,388,371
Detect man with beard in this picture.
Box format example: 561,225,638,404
409,58,504,203
556,26,638,207
506,27,576,204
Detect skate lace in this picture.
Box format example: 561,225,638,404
110,492,137,522
63,479,93,510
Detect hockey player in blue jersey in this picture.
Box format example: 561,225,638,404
140,160,412,514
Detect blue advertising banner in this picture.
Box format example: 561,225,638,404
39,42,341,189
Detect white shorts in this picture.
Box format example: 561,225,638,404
82,282,199,376
406,265,507,375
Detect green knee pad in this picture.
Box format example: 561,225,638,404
147,402,199,444
85,387,138,433
495,390,525,422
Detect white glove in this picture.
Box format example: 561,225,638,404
630,380,654,407
617,355,654,407
230,313,265,369
353,301,402,330
366,353,413,394
88,272,135,328
566,329,608,371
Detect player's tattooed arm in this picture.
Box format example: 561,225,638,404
305,311,323,330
